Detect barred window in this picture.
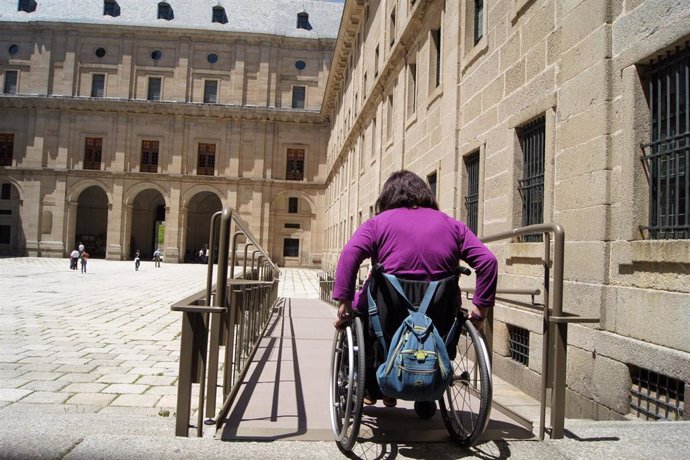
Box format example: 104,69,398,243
292,86,306,109
283,238,299,257
464,151,480,234
0,134,14,167
203,80,218,103
140,140,159,173
474,0,484,45
297,12,311,30
18,0,36,13
629,365,685,421
84,137,103,170
147,77,161,101
286,148,305,181
288,197,298,213
91,74,105,97
518,117,545,241
197,143,215,176
3,70,18,95
642,44,689,239
507,324,529,366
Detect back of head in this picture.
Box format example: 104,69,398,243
375,170,439,214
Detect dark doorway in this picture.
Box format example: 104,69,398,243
75,186,108,258
185,191,222,263
131,189,165,259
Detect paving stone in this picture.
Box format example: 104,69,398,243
96,374,139,384
0,388,32,402
21,391,72,404
58,373,101,383
21,371,65,381
135,376,176,386
20,380,70,392
0,379,29,389
102,384,149,395
61,383,107,393
110,394,161,407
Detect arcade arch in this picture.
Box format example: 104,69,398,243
0,180,23,256
129,189,166,259
75,185,109,258
184,191,223,263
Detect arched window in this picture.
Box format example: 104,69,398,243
212,6,227,24
297,12,312,30
157,2,174,21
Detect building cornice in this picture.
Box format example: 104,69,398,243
0,95,329,125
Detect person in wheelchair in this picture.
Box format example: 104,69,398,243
332,170,498,409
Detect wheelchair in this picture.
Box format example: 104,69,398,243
329,267,492,452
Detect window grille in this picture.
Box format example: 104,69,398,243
103,0,120,17
629,365,685,421
140,140,159,173
157,2,173,20
147,77,161,101
84,137,102,170
465,151,480,234
203,80,217,103
283,238,299,257
285,223,300,229
642,44,690,239
0,134,14,167
286,148,304,180
197,143,215,176
518,116,545,241
4,71,18,94
91,74,105,97
507,324,529,366
212,6,227,24
292,86,306,109
474,0,484,45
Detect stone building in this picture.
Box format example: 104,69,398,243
0,0,343,266
322,0,689,421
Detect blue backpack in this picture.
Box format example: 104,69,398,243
368,273,458,401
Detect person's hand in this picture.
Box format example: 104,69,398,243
468,304,489,331
333,301,353,330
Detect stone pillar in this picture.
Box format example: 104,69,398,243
121,204,133,260
164,186,182,263
106,180,124,260
65,200,79,256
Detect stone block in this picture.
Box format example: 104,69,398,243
566,345,594,397
592,354,630,415
560,0,607,47
555,169,609,210
500,32,521,74
505,59,526,96
556,102,608,150
497,68,556,122
559,26,609,84
555,135,608,182
555,206,608,242
558,62,609,121
525,40,546,82
521,0,555,52
563,241,608,283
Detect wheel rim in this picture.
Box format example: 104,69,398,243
329,326,355,441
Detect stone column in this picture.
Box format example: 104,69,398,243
106,180,124,260
164,186,182,263
64,200,79,256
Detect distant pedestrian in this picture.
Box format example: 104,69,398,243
153,248,162,268
80,250,89,273
78,242,84,254
134,250,141,271
205,248,210,264
198,249,204,264
70,249,79,270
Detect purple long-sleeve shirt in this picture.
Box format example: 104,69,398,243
333,207,498,310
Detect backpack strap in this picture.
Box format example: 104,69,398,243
367,273,441,355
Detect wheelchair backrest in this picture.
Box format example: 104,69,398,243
368,268,460,341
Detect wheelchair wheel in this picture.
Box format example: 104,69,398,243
329,316,366,452
440,318,492,447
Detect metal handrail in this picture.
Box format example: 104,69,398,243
172,207,280,437
480,223,599,440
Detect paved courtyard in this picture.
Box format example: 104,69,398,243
0,257,321,416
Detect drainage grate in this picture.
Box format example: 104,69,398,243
629,365,685,420
507,324,529,366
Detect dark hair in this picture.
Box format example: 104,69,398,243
375,170,439,214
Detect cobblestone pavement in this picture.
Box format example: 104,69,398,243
0,257,319,416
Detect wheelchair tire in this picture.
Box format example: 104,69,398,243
414,400,437,419
329,316,366,452
439,318,492,447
